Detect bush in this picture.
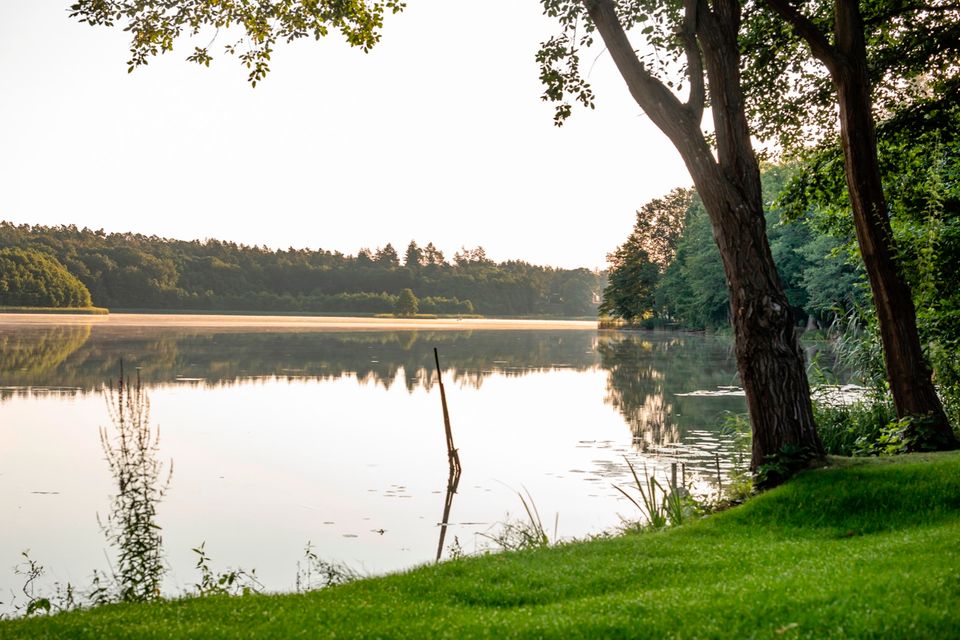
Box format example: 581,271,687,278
0,248,92,308
813,400,896,457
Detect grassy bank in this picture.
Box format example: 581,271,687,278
3,452,959,638
0,306,108,315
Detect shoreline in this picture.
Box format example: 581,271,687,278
0,312,598,331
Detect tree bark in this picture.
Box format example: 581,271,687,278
766,0,957,448
584,0,823,484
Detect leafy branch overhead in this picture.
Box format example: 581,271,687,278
537,0,704,127
742,0,960,153
69,0,406,86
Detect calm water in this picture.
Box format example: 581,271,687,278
0,316,759,608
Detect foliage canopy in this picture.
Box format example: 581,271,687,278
0,247,93,308
70,0,406,85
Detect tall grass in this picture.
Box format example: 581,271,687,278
481,488,555,551
613,458,702,530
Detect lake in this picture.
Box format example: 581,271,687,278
0,314,756,610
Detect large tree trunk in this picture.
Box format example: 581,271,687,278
764,0,957,449
584,0,823,485
832,0,955,447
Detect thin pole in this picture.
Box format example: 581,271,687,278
434,348,462,561
434,348,461,474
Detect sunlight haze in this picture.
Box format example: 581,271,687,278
0,0,691,269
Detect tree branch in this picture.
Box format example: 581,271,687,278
763,0,839,70
581,0,694,137
682,0,706,124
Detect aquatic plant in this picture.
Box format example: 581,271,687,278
99,363,172,602
614,458,704,530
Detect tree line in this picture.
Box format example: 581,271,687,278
0,224,600,317
600,168,863,332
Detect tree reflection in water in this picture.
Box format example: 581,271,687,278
598,333,747,466
99,363,172,602
600,337,682,450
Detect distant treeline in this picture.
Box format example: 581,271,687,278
0,224,600,316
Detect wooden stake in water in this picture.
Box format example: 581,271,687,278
434,348,462,562
434,348,461,475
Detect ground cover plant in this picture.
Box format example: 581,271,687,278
2,452,958,638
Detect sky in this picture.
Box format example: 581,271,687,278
0,1,692,270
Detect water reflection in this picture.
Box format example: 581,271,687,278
99,365,171,602
0,326,601,399
0,325,758,472
0,325,91,396
435,463,461,562
597,333,748,476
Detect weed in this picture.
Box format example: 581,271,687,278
99,364,172,602
719,412,752,473
481,488,555,551
191,542,263,597
814,399,894,456
856,413,957,456
446,536,464,561
755,444,817,489
613,458,703,530
295,542,360,592
12,551,50,617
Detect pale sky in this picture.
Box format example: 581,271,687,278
0,1,691,270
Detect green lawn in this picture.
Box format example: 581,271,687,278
4,452,959,638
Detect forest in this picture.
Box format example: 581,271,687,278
0,225,600,317
600,86,960,429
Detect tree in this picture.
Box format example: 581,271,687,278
600,187,692,321
559,269,599,316
0,247,93,308
404,241,423,268
746,0,958,448
422,243,445,266
540,0,823,481
599,241,659,321
629,188,693,272
375,243,400,268
395,288,419,317
453,246,492,267
655,196,731,329
778,89,960,426
355,248,374,267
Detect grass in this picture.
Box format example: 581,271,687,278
3,452,960,638
0,306,109,315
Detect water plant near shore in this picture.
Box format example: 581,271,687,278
99,364,172,603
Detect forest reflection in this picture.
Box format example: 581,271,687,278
0,324,791,461
0,325,602,397
597,333,745,451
